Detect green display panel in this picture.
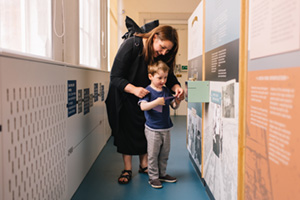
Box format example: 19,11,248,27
187,81,210,103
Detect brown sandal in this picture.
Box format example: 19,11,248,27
138,165,148,174
118,170,132,184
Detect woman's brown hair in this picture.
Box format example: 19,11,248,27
135,25,178,71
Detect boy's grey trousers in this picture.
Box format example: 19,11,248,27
145,127,171,180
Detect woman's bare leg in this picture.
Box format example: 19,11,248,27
118,154,132,183
123,154,132,170
139,153,148,172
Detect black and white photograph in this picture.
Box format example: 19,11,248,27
187,105,202,170
222,80,235,118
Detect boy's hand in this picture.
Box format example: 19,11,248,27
155,97,165,106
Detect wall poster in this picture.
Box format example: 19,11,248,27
203,80,239,200
188,103,203,170
203,0,240,199
245,1,300,197
246,67,300,200
249,0,300,59
68,80,77,117
187,1,203,174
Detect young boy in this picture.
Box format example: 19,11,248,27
139,60,181,189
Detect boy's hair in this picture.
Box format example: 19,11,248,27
148,61,169,76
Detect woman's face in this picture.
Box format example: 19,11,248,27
152,34,174,57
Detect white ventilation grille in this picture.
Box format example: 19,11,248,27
3,85,67,200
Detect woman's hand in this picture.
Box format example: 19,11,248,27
124,83,149,98
172,84,185,101
133,87,149,98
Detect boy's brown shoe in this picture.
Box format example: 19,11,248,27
159,174,177,183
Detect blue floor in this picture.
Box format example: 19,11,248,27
71,116,210,200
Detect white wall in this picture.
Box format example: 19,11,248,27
111,0,201,62
0,53,110,200
119,0,202,33
109,0,119,70
172,24,189,116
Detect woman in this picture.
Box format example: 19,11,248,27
105,25,184,184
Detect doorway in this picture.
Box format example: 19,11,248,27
140,13,189,115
